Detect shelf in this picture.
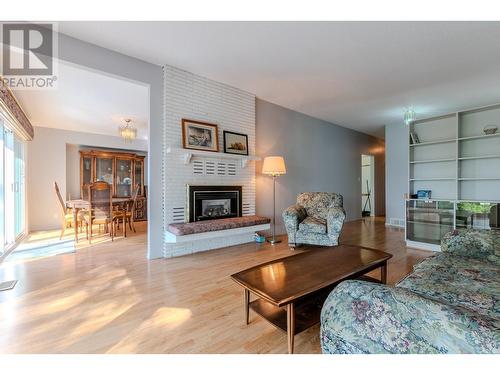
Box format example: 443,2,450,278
406,198,455,203
458,177,500,181
166,147,261,168
164,223,270,243
407,220,453,227
456,199,500,203
249,297,321,334
458,133,500,141
407,208,454,214
410,178,455,181
409,138,456,147
410,158,456,164
458,155,500,161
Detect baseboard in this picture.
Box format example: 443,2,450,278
406,240,441,252
386,218,405,228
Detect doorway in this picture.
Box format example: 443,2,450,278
361,154,375,217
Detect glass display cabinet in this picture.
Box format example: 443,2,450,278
95,156,114,184
406,199,499,250
406,199,455,248
79,150,147,220
456,202,500,230
116,158,133,197
82,155,92,186
134,159,144,196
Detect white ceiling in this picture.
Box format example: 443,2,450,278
58,21,500,138
13,61,149,139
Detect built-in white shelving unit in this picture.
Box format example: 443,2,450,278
406,103,500,251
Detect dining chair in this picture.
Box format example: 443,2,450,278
113,184,140,235
82,181,114,244
54,181,82,240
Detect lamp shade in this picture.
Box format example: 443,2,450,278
262,156,286,176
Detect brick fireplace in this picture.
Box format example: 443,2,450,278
162,65,257,257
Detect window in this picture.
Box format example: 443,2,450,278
0,116,26,255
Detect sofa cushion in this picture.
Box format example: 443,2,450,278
299,216,327,234
441,229,500,265
397,253,500,320
321,280,499,354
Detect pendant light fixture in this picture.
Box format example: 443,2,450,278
119,118,137,142
404,108,416,125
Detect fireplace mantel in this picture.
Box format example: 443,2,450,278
166,147,261,168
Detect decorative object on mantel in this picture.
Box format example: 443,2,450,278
262,156,287,245
483,125,498,135
118,118,137,142
0,81,34,140
223,130,249,156
182,118,219,152
404,107,416,125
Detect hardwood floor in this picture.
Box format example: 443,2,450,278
0,217,431,354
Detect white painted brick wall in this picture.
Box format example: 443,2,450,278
162,65,257,257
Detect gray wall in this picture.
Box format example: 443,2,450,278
54,33,163,258
256,99,385,234
384,123,409,226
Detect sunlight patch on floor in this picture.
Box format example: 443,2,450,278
106,307,193,353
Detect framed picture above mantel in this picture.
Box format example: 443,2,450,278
181,119,219,152
223,130,249,156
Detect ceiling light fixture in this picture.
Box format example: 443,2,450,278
119,118,137,142
404,108,416,125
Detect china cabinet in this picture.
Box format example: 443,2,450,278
79,150,147,221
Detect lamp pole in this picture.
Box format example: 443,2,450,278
261,156,286,245
268,173,281,244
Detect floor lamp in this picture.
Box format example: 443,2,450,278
262,156,287,244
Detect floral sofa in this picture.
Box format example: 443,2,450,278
320,229,500,354
282,192,346,248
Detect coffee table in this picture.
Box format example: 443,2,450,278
230,245,392,354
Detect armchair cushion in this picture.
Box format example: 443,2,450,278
297,192,343,221
299,216,327,234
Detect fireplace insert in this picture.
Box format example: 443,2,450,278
187,185,242,222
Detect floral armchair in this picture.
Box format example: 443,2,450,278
282,192,346,248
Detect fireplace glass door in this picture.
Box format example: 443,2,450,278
188,185,242,222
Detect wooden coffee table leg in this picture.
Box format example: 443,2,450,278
287,303,295,354
244,289,250,325
381,261,387,284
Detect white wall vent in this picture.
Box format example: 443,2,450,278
172,207,186,223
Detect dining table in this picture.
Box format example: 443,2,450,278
66,197,132,243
